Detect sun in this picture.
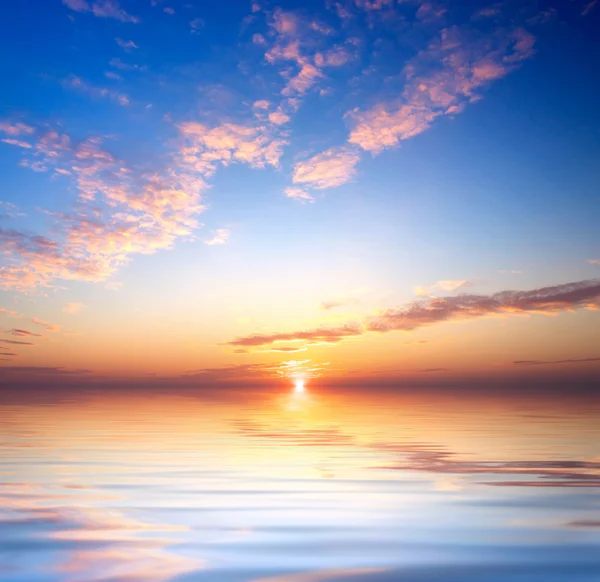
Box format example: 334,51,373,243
294,378,306,393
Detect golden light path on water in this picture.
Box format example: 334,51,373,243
0,385,599,582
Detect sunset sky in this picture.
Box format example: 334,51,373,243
1,0,599,386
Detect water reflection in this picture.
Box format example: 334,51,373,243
0,386,599,581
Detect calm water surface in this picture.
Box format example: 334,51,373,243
1,386,599,581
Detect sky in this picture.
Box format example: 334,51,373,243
0,0,599,387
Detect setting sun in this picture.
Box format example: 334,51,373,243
0,0,599,580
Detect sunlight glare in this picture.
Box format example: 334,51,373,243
294,378,306,393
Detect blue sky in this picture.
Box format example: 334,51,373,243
0,0,599,383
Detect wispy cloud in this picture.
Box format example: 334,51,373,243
225,323,363,348
62,0,139,23
292,147,360,190
348,27,535,152
8,329,43,338
204,228,231,246
116,38,138,51
185,358,326,381
320,297,359,310
368,279,600,332
0,365,92,375
284,187,315,203
31,318,60,332
514,357,600,366
414,279,473,296
63,302,84,314
0,121,34,136
227,279,600,350
63,76,130,106
179,121,286,171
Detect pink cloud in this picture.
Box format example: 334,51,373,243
348,28,536,153
292,147,360,190
179,122,286,170
284,187,315,203
62,0,139,23
0,121,34,137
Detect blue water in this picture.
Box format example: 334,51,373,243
0,386,599,581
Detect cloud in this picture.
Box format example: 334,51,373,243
190,17,204,32
31,318,60,332
1,138,32,149
418,368,448,373
0,128,206,291
203,228,231,246
0,340,34,345
0,352,17,357
179,121,286,170
348,27,535,153
225,323,363,348
8,329,43,338
0,366,92,375
514,358,600,366
116,38,138,51
320,297,359,310
185,358,326,381
414,280,473,296
63,302,84,314
353,0,395,10
368,279,600,333
582,0,598,16
227,279,600,352
588,259,600,265
284,187,315,202
292,147,360,190
260,7,354,103
0,113,289,292
0,121,34,136
63,76,130,107
268,110,291,125
62,0,139,23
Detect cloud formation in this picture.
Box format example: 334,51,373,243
62,0,139,23
514,357,600,366
292,147,360,190
204,228,231,246
284,187,315,203
368,279,600,332
227,279,600,353
348,27,535,153
185,358,326,381
225,323,363,348
8,329,43,338
414,280,473,296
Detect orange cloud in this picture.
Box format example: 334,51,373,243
225,323,364,348
414,279,473,296
227,279,600,350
